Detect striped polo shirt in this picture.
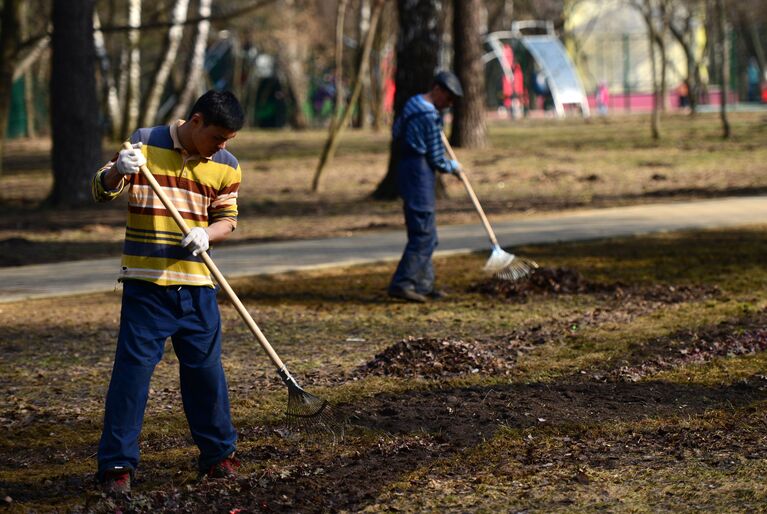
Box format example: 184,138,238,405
92,121,241,287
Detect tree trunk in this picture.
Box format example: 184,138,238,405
632,1,661,140
668,9,701,115
372,0,443,200
648,27,661,140
312,0,385,192
353,0,372,128
715,0,730,138
276,0,309,130
369,4,393,132
330,0,350,131
93,12,121,139
0,0,22,175
451,0,486,148
487,0,513,32
19,1,35,138
141,0,190,127
169,0,212,122
121,0,141,135
49,0,102,207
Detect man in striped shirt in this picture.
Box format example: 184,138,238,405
388,71,464,303
92,90,244,494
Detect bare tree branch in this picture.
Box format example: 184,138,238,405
98,0,278,33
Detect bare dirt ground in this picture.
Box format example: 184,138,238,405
1,227,766,512
1,112,766,267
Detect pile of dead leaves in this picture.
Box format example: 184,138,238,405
470,267,607,300
615,310,767,382
356,337,513,378
471,266,721,304
615,284,722,304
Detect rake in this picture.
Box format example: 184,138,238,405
440,133,538,281
123,142,339,435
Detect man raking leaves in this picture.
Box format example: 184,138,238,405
388,71,465,303
92,90,246,495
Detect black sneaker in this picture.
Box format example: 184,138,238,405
388,287,428,303
206,454,239,479
102,467,131,495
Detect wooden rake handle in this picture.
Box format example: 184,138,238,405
123,142,287,372
440,132,500,248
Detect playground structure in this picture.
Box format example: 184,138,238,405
483,21,591,118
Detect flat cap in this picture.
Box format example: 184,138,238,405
434,70,464,98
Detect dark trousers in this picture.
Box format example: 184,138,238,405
389,207,437,294
97,280,237,479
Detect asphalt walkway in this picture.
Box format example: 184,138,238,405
1,195,765,303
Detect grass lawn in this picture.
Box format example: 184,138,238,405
1,225,765,512
0,112,765,266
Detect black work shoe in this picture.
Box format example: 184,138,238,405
427,289,448,300
102,467,131,496
206,454,239,479
388,287,428,303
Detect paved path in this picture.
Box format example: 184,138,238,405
1,196,765,303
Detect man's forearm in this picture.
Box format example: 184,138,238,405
101,164,126,191
206,219,236,244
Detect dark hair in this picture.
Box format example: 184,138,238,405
189,90,245,132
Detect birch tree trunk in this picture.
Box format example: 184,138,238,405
93,12,121,139
121,0,141,135
141,0,189,127
49,0,102,207
169,0,212,122
451,0,486,148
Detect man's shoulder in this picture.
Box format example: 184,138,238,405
403,96,438,121
132,125,173,149
210,149,240,171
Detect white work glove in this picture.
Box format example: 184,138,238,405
115,142,147,175
448,159,462,174
181,227,209,256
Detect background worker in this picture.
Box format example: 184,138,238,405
92,90,244,494
388,71,464,303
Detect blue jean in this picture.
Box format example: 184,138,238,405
97,280,237,479
390,207,437,294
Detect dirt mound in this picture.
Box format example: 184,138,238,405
471,266,721,304
356,337,513,378
470,267,609,299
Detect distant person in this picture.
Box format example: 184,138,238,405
747,58,761,103
91,90,244,495
595,81,609,116
388,71,463,303
677,82,690,110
